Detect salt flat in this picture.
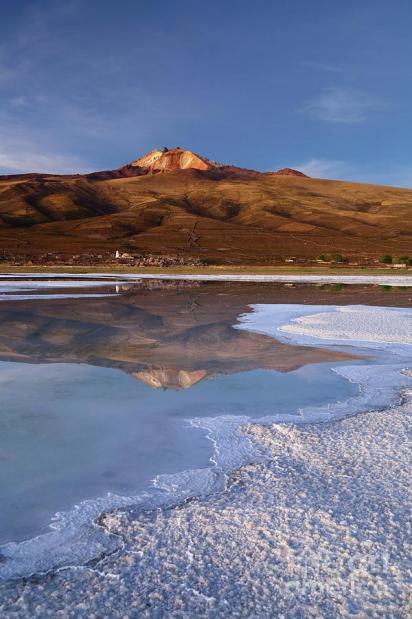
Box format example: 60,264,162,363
0,290,411,617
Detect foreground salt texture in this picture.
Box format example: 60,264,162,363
237,303,412,349
1,401,410,617
281,305,412,346
0,301,411,617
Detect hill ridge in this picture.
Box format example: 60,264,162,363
0,147,411,264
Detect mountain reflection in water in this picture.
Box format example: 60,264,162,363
0,280,366,544
0,282,355,389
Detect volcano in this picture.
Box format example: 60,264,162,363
0,145,411,264
88,147,306,180
130,147,218,173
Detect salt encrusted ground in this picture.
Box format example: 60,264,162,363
280,305,412,346
0,297,411,616
237,304,412,350
1,400,410,618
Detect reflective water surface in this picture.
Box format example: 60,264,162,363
1,279,409,545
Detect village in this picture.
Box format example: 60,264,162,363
0,251,207,268
0,250,410,269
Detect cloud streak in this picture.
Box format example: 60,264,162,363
301,61,344,74
0,151,88,174
295,157,412,188
0,128,91,174
0,1,206,173
294,158,352,179
301,87,386,123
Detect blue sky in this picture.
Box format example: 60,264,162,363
1,0,412,185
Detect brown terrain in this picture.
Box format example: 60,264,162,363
0,146,411,264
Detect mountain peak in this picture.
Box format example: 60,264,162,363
130,147,219,173
129,148,309,177
88,147,309,180
131,368,208,390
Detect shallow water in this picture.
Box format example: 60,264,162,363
0,292,356,543
0,360,356,544
0,278,411,580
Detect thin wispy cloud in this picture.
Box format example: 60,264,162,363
9,95,28,107
295,158,412,188
301,61,344,74
0,0,206,173
0,1,410,179
0,150,89,174
0,129,91,174
295,158,352,179
301,87,386,123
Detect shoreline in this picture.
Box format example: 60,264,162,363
1,391,411,615
1,264,412,277
0,271,412,288
1,302,411,583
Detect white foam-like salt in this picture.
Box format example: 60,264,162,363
236,304,412,422
281,305,412,346
237,303,412,355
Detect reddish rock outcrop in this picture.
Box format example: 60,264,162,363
87,147,308,180
270,168,308,177
131,368,208,390
130,147,216,173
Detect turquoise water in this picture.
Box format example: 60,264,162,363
0,280,364,545
0,358,356,543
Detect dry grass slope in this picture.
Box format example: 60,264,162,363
0,167,411,263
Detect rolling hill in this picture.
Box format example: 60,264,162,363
0,147,411,263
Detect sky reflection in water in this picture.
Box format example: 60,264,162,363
0,281,374,543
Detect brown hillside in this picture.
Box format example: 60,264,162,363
0,148,411,263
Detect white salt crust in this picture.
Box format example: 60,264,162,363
0,302,411,594
1,400,411,617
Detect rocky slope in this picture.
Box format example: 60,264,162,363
130,147,216,172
